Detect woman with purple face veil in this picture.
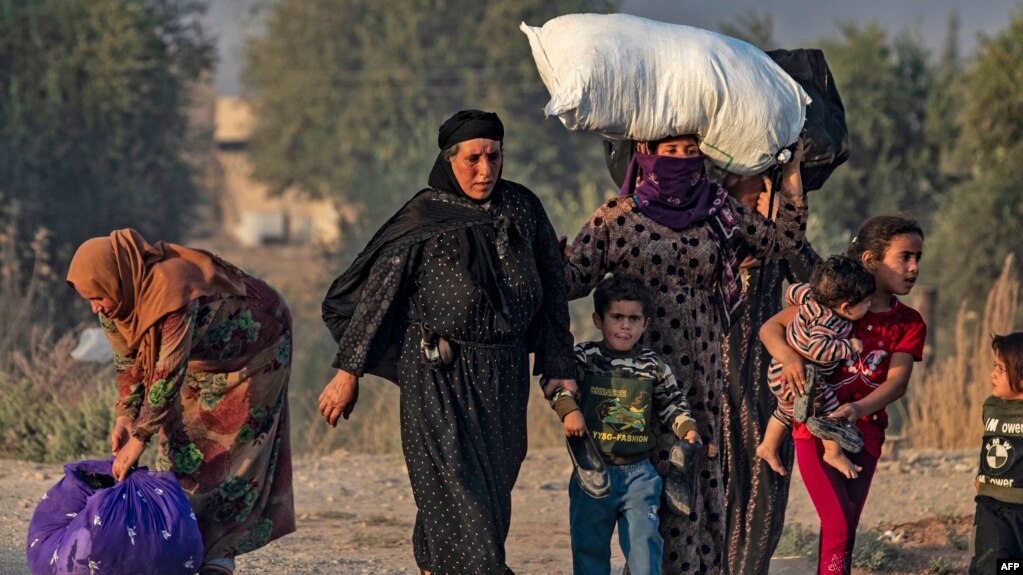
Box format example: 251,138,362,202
320,110,575,575
557,134,807,574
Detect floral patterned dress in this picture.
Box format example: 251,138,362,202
566,192,806,575
101,275,295,564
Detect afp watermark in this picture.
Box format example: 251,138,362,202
1000,559,1023,573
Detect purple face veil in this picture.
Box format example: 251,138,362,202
618,152,726,230
618,150,744,330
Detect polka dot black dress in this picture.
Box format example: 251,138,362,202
565,192,806,575
332,184,574,575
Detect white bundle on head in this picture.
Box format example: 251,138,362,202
521,13,810,175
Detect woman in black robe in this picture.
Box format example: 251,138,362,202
319,110,575,575
719,171,821,575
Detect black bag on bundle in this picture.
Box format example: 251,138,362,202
767,48,849,191
603,138,634,190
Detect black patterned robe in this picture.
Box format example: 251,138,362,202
323,184,574,575
565,192,807,575
721,244,819,575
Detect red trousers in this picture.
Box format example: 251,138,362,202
795,437,879,575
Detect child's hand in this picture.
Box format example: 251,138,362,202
563,410,586,437
781,358,806,396
682,429,700,445
829,402,862,422
850,338,863,354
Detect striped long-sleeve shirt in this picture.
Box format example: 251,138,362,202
765,282,855,425
785,282,856,372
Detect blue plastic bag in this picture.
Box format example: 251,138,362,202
26,459,204,575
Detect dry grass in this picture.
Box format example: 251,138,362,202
903,254,1019,449
0,202,114,462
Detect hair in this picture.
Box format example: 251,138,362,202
810,255,876,309
441,141,503,161
846,214,925,263
993,332,1023,393
593,273,653,317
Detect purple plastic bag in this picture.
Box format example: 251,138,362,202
26,459,204,575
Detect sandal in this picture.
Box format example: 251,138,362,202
792,364,819,423
663,440,701,515
807,416,864,453
566,434,610,499
199,558,235,575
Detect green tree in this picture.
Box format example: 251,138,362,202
925,11,964,176
929,11,1023,321
0,0,213,263
242,0,615,246
807,24,941,256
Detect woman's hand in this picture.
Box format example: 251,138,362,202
682,429,701,445
543,378,578,399
110,415,134,455
780,138,805,198
563,411,586,437
319,369,360,427
112,437,146,482
784,138,805,168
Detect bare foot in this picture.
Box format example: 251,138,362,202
823,450,863,479
756,442,787,476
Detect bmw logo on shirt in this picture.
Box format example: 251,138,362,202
985,437,1015,476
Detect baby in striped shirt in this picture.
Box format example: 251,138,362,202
757,255,876,479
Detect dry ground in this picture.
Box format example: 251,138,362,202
0,447,976,575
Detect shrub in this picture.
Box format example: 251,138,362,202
853,530,902,571
0,374,115,463
927,557,961,574
774,524,819,558
0,209,115,462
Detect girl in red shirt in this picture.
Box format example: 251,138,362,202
760,215,926,575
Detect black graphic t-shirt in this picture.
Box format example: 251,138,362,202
546,341,696,464
579,373,655,456
978,396,1023,504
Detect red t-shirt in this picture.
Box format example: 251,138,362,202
793,296,927,457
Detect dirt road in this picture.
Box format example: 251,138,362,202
0,447,976,574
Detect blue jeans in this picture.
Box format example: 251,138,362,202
569,459,663,575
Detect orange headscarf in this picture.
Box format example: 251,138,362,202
66,229,247,381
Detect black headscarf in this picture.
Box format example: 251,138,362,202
323,111,518,381
428,110,505,204
425,110,515,333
